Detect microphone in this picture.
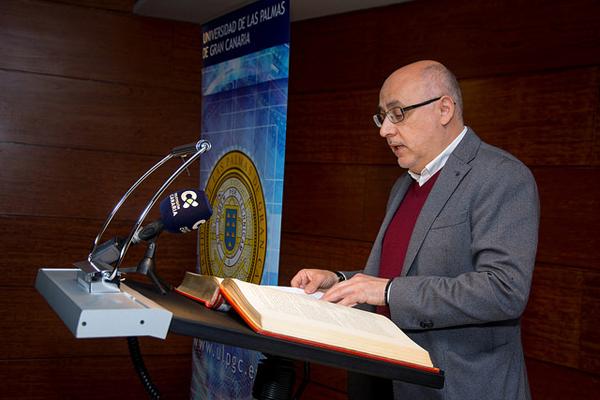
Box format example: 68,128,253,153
91,189,212,264
134,189,212,242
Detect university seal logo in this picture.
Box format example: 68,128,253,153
199,151,267,284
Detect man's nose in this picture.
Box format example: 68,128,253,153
379,117,396,138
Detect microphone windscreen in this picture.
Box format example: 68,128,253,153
159,189,212,233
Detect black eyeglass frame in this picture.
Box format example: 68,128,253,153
373,96,442,127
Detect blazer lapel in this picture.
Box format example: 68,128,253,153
401,129,480,276
380,177,412,235
365,176,412,276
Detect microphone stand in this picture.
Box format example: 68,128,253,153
134,236,169,296
75,140,211,294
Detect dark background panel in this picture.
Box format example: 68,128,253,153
0,355,192,400
580,270,600,374
289,0,600,93
278,233,374,286
534,167,600,270
463,68,599,167
0,143,200,219
58,0,135,12
0,0,201,91
522,263,584,369
0,69,201,154
282,163,399,242
526,357,600,400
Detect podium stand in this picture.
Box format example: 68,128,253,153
127,280,445,389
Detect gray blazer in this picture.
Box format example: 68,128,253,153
346,129,540,400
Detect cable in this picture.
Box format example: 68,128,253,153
127,337,162,399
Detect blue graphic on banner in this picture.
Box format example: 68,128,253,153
225,207,237,251
192,1,289,399
191,341,263,399
199,43,289,286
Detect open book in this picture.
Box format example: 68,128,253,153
219,278,437,372
175,272,323,310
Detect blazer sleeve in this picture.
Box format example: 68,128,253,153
388,157,540,330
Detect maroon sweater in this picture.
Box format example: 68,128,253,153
377,171,440,315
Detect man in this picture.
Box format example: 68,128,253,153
291,60,539,400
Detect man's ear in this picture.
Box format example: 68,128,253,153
439,95,455,126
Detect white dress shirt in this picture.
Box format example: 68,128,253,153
408,126,468,186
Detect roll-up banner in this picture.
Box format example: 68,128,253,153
192,1,290,398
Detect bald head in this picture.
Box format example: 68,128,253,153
383,60,463,121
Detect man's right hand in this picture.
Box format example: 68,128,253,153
290,269,339,294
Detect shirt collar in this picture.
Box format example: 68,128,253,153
408,126,468,186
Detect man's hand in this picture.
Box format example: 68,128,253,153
290,269,339,294
322,273,389,307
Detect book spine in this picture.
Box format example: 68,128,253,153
174,288,211,306
219,284,263,332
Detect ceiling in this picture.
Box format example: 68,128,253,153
134,0,413,25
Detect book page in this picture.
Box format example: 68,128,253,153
263,285,324,300
231,279,421,350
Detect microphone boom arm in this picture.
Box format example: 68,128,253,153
88,154,172,266
82,140,211,285
110,140,211,280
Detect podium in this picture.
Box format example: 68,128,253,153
127,280,445,389
36,267,444,398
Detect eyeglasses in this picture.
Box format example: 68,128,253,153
373,97,442,128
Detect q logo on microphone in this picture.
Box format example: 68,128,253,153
181,190,199,208
199,151,267,284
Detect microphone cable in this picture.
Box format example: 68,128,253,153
127,336,161,399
